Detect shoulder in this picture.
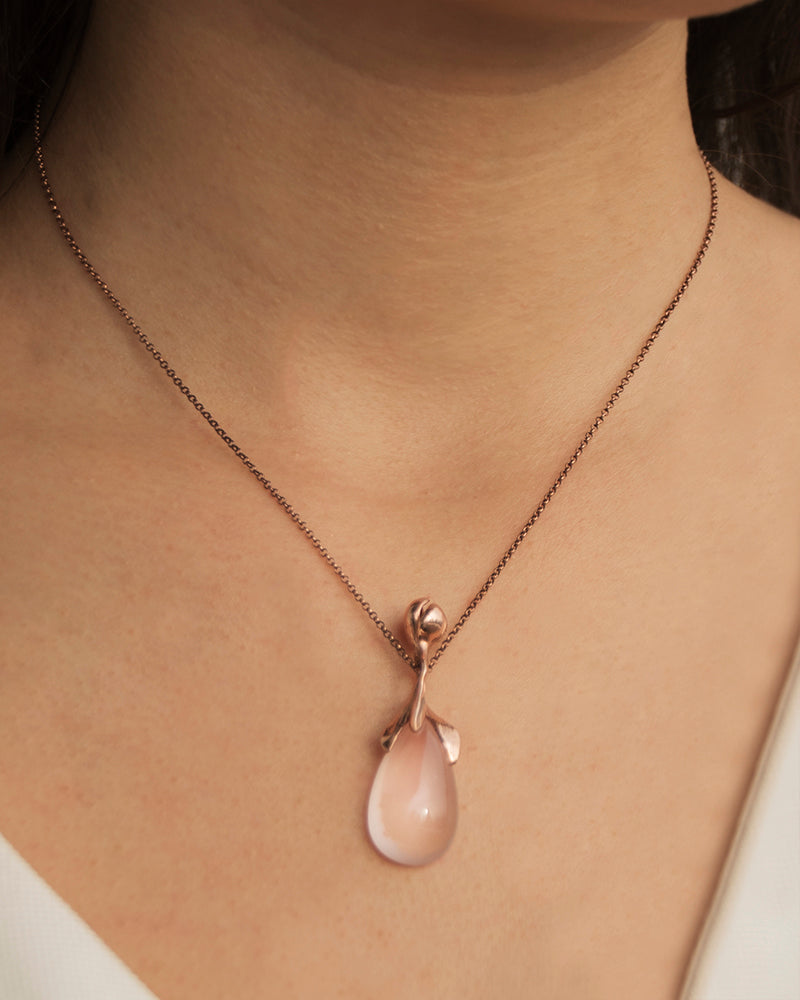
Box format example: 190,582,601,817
714,174,800,335
659,173,800,610
695,175,800,423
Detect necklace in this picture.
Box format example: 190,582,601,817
33,99,718,866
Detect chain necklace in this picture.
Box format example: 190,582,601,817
33,99,718,866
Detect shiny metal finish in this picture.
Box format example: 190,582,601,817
380,599,460,764
33,99,718,670
407,599,445,732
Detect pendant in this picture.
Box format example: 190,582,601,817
366,598,460,866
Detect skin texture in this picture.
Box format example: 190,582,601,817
0,2,799,998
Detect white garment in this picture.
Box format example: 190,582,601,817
1,639,798,1000
680,632,800,1000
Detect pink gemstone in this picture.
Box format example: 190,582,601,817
367,719,458,866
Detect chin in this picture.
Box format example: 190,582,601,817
447,0,755,21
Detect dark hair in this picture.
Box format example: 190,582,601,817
0,0,90,153
2,0,799,214
687,0,800,214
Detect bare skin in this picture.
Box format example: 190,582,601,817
0,1,799,998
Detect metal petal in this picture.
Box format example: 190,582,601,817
428,711,460,764
380,705,410,753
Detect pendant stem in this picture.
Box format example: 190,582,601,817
409,639,430,732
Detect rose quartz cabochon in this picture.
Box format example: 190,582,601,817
367,719,458,866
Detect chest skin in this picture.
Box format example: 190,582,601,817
0,367,797,1000
1,161,799,999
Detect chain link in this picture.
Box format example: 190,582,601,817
33,99,718,669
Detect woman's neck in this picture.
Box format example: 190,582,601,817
41,1,713,450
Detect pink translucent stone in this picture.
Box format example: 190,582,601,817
367,719,458,866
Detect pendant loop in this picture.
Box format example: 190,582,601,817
378,599,460,763
406,598,444,731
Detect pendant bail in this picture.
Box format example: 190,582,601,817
378,599,460,763
405,598,446,732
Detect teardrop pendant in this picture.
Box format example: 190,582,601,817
366,599,460,866
367,718,457,866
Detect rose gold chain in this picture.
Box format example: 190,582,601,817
33,99,718,669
